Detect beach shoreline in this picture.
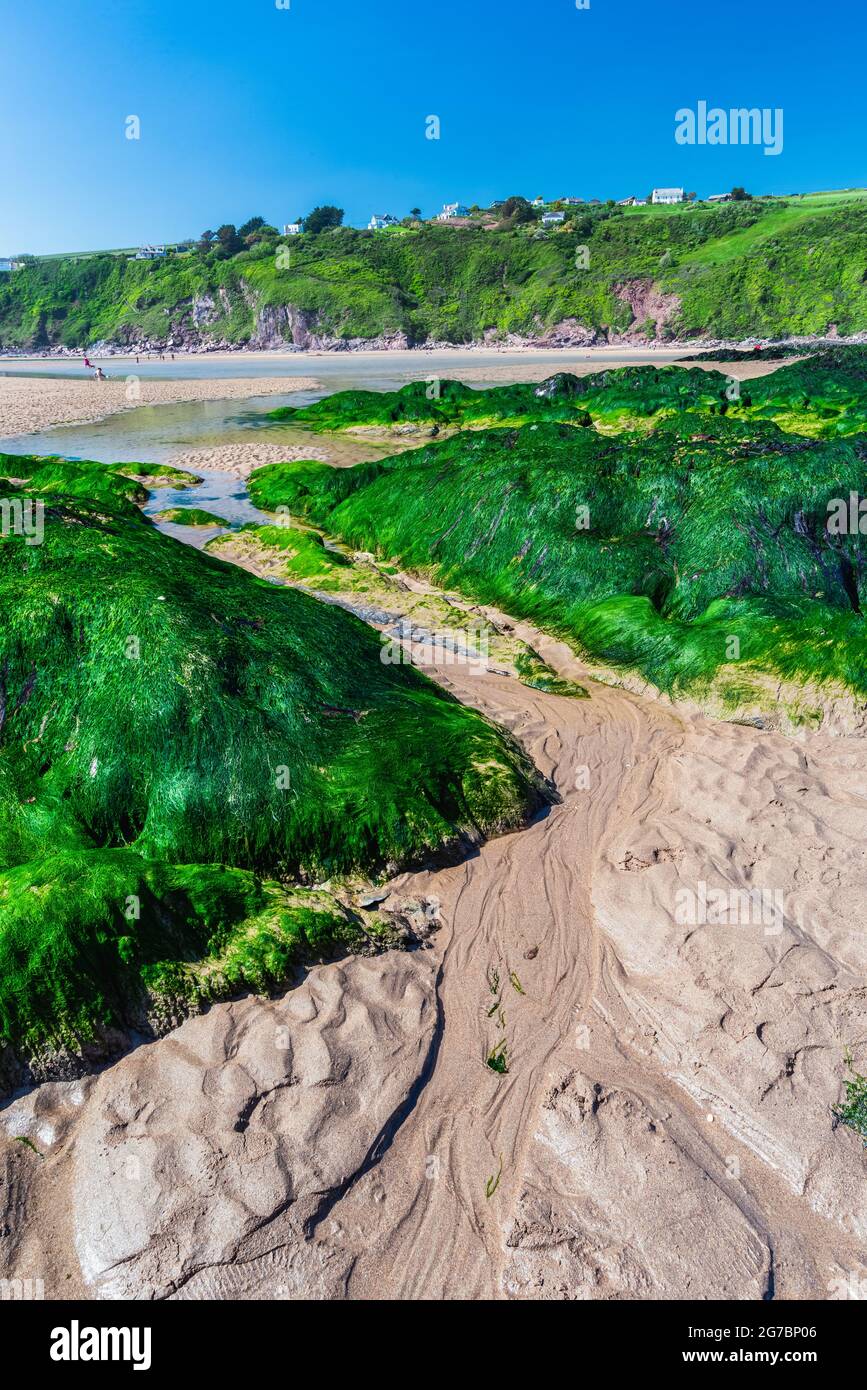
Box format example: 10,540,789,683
0,349,792,445
0,374,320,441
0,331,861,367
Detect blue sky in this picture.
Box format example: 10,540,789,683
2,0,864,254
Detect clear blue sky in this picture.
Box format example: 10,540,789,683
2,0,864,254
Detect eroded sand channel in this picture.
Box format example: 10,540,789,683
2,519,865,1300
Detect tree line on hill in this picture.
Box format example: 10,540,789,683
194,188,757,261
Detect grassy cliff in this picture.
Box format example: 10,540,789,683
0,455,541,1080
3,194,867,350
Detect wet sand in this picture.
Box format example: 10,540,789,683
2,344,857,1302
0,375,320,440
2,550,865,1301
164,431,403,479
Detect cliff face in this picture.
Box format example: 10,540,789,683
3,197,867,352
244,300,412,352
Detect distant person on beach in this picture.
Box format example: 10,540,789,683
94,366,106,382
83,355,92,370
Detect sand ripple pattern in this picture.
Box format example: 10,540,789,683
2,593,865,1301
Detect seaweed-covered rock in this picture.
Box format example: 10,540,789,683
0,457,542,1081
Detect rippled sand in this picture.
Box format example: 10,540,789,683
3,588,865,1300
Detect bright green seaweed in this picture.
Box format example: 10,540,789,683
0,455,542,1076
248,403,867,707
266,348,867,440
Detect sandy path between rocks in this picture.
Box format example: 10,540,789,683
3,598,865,1301
163,432,399,479
329,631,867,1300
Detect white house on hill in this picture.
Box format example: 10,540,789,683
368,213,399,230
283,223,303,235
541,211,565,226
652,188,684,205
436,202,469,221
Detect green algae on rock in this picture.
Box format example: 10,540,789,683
154,506,227,528
119,461,204,489
248,416,867,716
0,850,398,1081
0,457,543,1085
264,349,867,441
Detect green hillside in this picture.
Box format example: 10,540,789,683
3,194,867,349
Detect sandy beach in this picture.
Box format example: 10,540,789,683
164,433,401,479
3,583,865,1300
0,374,320,440
0,350,790,472
2,489,865,1299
